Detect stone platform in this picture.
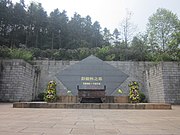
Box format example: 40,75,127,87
13,102,171,109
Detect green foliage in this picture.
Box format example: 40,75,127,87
139,92,147,103
147,8,179,52
37,92,45,101
130,35,149,61
29,48,42,58
0,46,11,58
151,52,176,61
1,44,179,62
102,27,112,45
0,0,179,61
9,48,33,61
44,80,57,102
0,46,33,62
95,46,110,60
105,54,116,61
112,28,120,45
0,0,104,49
77,48,92,60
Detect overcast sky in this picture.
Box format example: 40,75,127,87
12,0,180,33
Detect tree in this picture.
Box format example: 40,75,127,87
112,28,120,46
83,15,92,44
91,21,103,47
0,0,13,47
27,2,47,48
119,10,137,60
67,13,84,49
58,10,69,49
168,22,180,61
147,8,179,52
48,9,67,49
0,0,107,50
10,1,27,47
130,34,149,61
67,13,104,49
102,27,112,45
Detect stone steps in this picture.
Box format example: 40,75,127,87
13,102,171,109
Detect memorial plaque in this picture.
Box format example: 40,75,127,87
56,55,128,95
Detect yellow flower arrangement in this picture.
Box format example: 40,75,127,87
44,80,57,102
128,81,140,103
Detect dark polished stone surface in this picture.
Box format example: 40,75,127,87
56,55,128,95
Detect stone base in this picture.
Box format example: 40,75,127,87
13,102,171,109
56,96,129,103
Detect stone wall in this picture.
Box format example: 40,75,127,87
34,60,78,95
162,62,180,104
145,62,180,104
34,60,154,97
0,59,37,102
106,61,154,97
0,59,179,103
145,63,165,103
34,60,180,104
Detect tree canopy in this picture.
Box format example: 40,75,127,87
0,1,179,61
146,8,180,61
0,0,104,49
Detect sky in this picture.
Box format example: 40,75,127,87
12,0,180,33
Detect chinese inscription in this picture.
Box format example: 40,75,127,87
81,76,103,86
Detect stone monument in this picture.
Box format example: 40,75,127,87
56,55,129,102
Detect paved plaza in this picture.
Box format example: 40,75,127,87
0,103,180,135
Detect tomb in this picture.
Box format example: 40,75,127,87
56,55,128,103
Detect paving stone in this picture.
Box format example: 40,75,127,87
0,104,180,135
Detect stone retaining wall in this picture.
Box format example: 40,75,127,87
145,62,180,104
34,60,180,104
34,60,154,97
162,62,180,104
0,59,37,102
0,59,179,104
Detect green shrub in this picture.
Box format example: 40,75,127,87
0,46,11,58
9,48,33,61
139,92,147,103
37,92,45,101
0,46,33,62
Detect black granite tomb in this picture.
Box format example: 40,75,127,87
56,55,128,96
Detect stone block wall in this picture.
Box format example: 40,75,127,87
34,60,153,97
106,61,154,97
34,60,180,104
162,62,180,104
33,60,78,95
0,59,36,102
145,62,180,104
145,63,165,103
0,59,179,104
